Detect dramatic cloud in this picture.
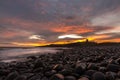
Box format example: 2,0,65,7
58,34,83,39
29,35,45,40
0,0,120,46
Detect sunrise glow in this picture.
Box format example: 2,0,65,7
0,0,120,47
58,34,83,39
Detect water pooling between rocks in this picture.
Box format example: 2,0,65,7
0,46,120,80
0,47,65,62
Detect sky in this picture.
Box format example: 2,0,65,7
0,0,120,47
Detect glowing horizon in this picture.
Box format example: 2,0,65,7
0,0,120,47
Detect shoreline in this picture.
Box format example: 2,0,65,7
0,47,64,63
0,45,120,80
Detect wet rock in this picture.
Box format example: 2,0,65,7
96,56,104,61
0,62,8,69
117,71,120,78
78,76,89,80
45,70,57,77
5,71,19,80
76,63,87,70
0,69,10,76
50,74,64,80
116,58,120,64
107,64,120,72
100,62,108,67
75,63,85,75
14,75,27,80
0,76,5,80
0,45,120,80
34,59,44,69
27,56,37,60
59,69,72,76
99,67,107,73
41,77,49,80
23,73,34,79
53,64,64,71
70,73,80,79
28,74,42,80
16,62,28,68
33,67,43,73
106,71,117,80
64,76,76,80
87,63,98,70
108,59,117,64
92,72,106,80
85,70,96,78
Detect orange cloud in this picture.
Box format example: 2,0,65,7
0,18,53,30
11,42,48,47
51,26,73,33
0,31,17,38
95,38,120,43
87,34,112,41
51,26,94,34
0,29,33,39
55,39,83,45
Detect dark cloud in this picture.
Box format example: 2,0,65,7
0,0,120,46
100,33,120,40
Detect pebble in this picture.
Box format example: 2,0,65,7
44,70,57,77
59,69,72,76
107,64,120,72
14,75,27,80
53,64,64,71
116,58,120,64
50,74,64,80
78,77,89,80
0,69,10,76
34,59,44,69
99,67,107,73
92,72,106,80
0,46,119,80
106,71,117,80
75,64,85,75
87,63,98,70
118,71,120,78
5,71,19,80
85,70,96,78
64,76,76,80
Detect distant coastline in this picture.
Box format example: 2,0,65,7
1,42,120,48
42,42,120,47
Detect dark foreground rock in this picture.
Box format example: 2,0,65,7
0,46,120,80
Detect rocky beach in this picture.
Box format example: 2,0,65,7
0,45,120,80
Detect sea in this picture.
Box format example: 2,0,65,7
0,47,65,63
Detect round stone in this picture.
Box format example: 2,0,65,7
99,67,107,73
34,59,44,69
107,64,120,72
14,75,27,80
87,63,98,70
92,72,106,80
106,71,117,80
59,69,72,76
5,71,19,80
116,58,120,64
45,70,57,77
78,77,89,80
53,64,63,71
75,65,84,75
50,74,64,80
64,76,76,80
117,71,120,78
85,70,96,78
